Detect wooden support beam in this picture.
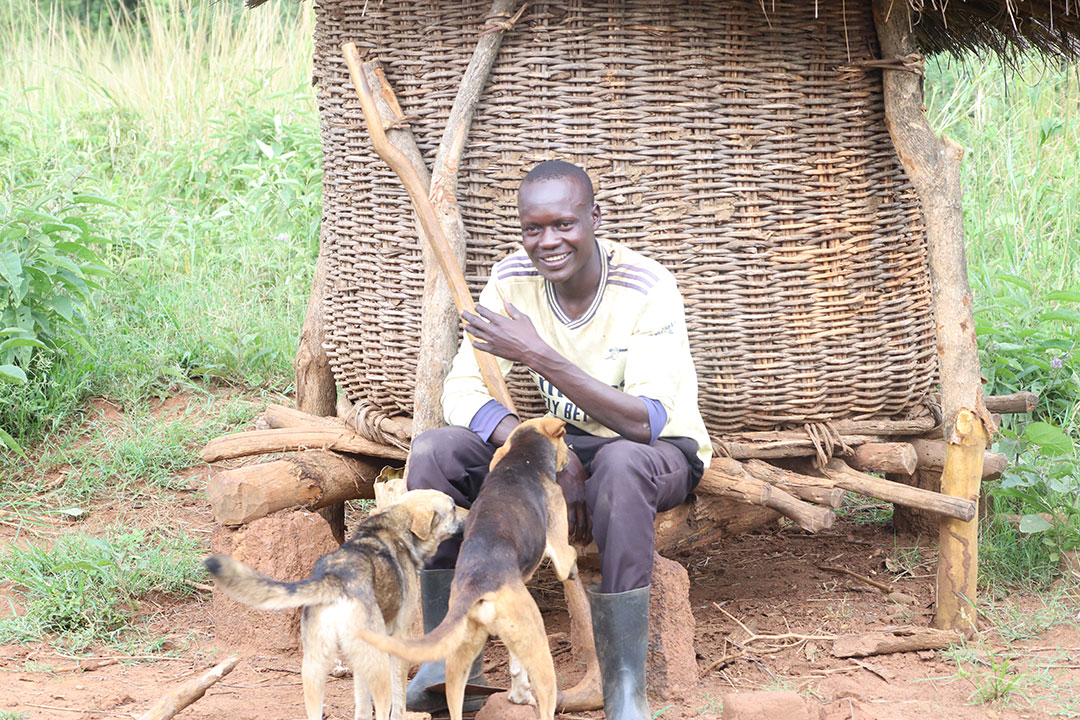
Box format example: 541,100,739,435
819,458,975,522
201,428,407,464
740,459,846,508
909,439,1007,479
206,450,386,526
984,392,1037,414
699,462,835,533
714,416,936,460
847,442,918,476
873,0,991,634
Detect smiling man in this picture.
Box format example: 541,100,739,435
405,160,712,719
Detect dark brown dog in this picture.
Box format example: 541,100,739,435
355,417,577,720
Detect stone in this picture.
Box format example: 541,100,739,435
722,690,810,720
210,510,339,653
475,691,537,720
646,552,698,701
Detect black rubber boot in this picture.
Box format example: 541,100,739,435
406,569,488,713
589,585,651,720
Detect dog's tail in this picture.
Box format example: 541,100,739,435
203,554,344,610
354,588,492,663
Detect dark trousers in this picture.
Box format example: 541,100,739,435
406,425,699,593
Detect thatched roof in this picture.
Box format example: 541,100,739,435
249,0,1080,61
912,0,1080,61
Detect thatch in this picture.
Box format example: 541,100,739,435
911,0,1080,62
248,0,1080,61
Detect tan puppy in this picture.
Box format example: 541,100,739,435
356,417,577,720
203,489,466,720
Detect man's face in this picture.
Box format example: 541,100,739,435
518,176,600,286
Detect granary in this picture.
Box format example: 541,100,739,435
202,0,1080,702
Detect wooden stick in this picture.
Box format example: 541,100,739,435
206,450,384,526
136,655,240,720
201,428,407,464
262,404,346,430
819,564,894,594
832,627,962,658
714,417,936,460
874,0,989,635
819,458,975,522
342,42,516,416
415,0,522,436
847,442,918,476
983,392,1037,414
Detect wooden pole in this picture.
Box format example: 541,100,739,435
201,427,407,464
414,0,523,437
342,42,517,417
873,0,992,634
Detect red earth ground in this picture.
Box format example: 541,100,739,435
2,395,1079,720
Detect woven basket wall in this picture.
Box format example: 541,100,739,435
314,0,938,437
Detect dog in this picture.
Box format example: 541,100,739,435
354,416,577,720
203,489,467,720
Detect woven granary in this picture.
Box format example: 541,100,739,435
315,0,942,438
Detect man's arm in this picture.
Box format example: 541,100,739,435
462,302,653,444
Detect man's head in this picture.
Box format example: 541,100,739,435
518,160,601,288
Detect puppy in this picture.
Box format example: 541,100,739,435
203,489,466,720
355,416,577,720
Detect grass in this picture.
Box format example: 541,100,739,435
0,526,203,652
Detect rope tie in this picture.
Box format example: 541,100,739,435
843,52,925,76
345,401,411,451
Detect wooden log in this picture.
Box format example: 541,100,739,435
699,463,834,533
206,450,384,526
714,417,935,460
263,404,345,430
741,459,847,508
818,458,975,522
136,655,240,720
983,392,1037,414
847,442,918,476
201,428,407,464
414,0,522,437
874,0,990,635
909,439,1007,479
832,627,963,658
342,43,516,417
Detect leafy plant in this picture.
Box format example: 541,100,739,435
0,186,113,384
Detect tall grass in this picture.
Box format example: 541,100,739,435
1,0,321,445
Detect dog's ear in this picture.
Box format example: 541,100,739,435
540,416,567,440
410,506,439,540
489,438,512,471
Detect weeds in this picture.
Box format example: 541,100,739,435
0,526,202,651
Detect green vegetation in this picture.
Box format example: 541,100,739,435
925,57,1080,589
0,526,203,651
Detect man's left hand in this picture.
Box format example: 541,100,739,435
556,450,591,545
462,302,546,365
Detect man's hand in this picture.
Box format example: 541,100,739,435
556,451,591,545
462,302,548,366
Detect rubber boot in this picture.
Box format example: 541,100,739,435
406,569,488,713
589,585,651,720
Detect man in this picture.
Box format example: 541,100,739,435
406,160,712,719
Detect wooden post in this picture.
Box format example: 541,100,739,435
873,0,992,634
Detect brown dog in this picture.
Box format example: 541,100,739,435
203,489,466,720
355,417,577,720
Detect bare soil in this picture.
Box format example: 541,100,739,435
2,396,1079,720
